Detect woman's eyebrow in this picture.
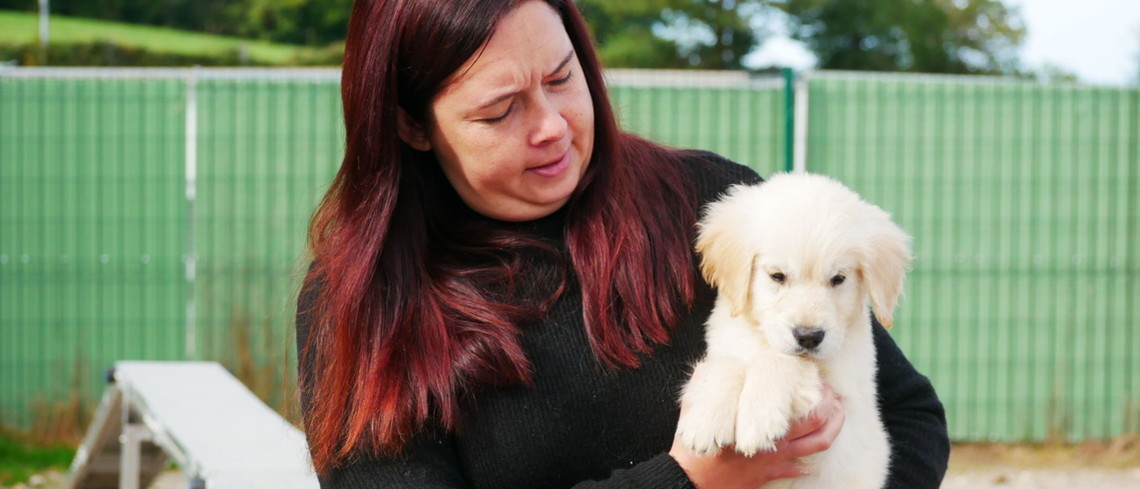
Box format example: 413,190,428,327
550,49,575,77
472,49,576,112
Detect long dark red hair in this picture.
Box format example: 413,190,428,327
302,0,697,475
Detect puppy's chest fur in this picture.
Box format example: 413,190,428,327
680,301,889,489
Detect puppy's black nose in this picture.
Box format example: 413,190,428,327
793,327,825,350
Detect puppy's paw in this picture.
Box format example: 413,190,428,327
733,393,791,456
676,407,736,456
676,357,746,456
790,380,823,420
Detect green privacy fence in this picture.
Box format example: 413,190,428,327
801,71,1139,441
1,67,1136,443
0,69,347,431
1,74,190,433
189,71,345,412
0,67,786,433
606,69,786,175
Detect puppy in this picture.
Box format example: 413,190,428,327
676,172,912,488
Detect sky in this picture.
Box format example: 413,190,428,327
747,0,1140,86
1008,0,1140,85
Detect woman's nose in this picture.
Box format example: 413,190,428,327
529,95,568,146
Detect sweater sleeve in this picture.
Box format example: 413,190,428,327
568,455,694,489
872,317,951,488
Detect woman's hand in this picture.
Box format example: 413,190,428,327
669,385,845,489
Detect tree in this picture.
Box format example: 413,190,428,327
42,0,236,34
577,0,684,68
663,0,765,69
5,0,350,47
578,0,764,70
775,0,1025,74
238,0,350,45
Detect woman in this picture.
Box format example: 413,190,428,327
296,0,950,488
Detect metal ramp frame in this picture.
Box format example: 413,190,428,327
64,361,319,489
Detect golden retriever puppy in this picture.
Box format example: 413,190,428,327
676,172,912,489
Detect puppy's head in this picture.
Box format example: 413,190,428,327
696,173,912,358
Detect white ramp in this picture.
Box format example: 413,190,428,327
65,361,319,489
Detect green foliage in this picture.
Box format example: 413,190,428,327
0,0,350,46
579,0,681,68
579,0,763,70
579,0,1024,73
234,0,351,45
663,0,763,69
0,432,75,486
1,0,1027,73
0,0,237,35
0,10,341,66
776,0,1025,74
3,41,262,66
593,28,684,69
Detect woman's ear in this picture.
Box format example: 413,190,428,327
397,108,432,152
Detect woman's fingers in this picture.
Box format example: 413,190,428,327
671,437,806,489
778,385,845,459
780,384,840,441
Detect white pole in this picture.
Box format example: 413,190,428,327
792,72,810,173
184,67,199,359
38,0,49,64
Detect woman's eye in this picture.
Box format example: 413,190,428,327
769,272,786,284
830,274,846,286
550,70,573,86
481,106,512,124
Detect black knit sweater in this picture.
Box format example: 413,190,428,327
295,151,950,489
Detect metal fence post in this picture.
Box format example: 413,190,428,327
184,67,199,359
783,68,795,173
792,72,809,173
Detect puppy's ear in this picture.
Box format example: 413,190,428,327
696,186,759,317
859,207,912,329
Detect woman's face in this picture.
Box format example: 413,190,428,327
400,1,595,222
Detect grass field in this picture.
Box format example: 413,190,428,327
0,10,326,65
0,432,74,486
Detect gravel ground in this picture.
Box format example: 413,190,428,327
942,439,1140,489
8,467,1140,489
142,468,1140,489
6,442,1139,489
943,467,1140,488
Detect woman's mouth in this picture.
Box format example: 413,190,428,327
527,151,570,178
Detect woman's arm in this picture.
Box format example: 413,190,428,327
872,319,951,488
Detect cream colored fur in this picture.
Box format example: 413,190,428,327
676,172,912,489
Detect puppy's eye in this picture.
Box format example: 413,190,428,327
769,272,786,284
830,274,846,286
